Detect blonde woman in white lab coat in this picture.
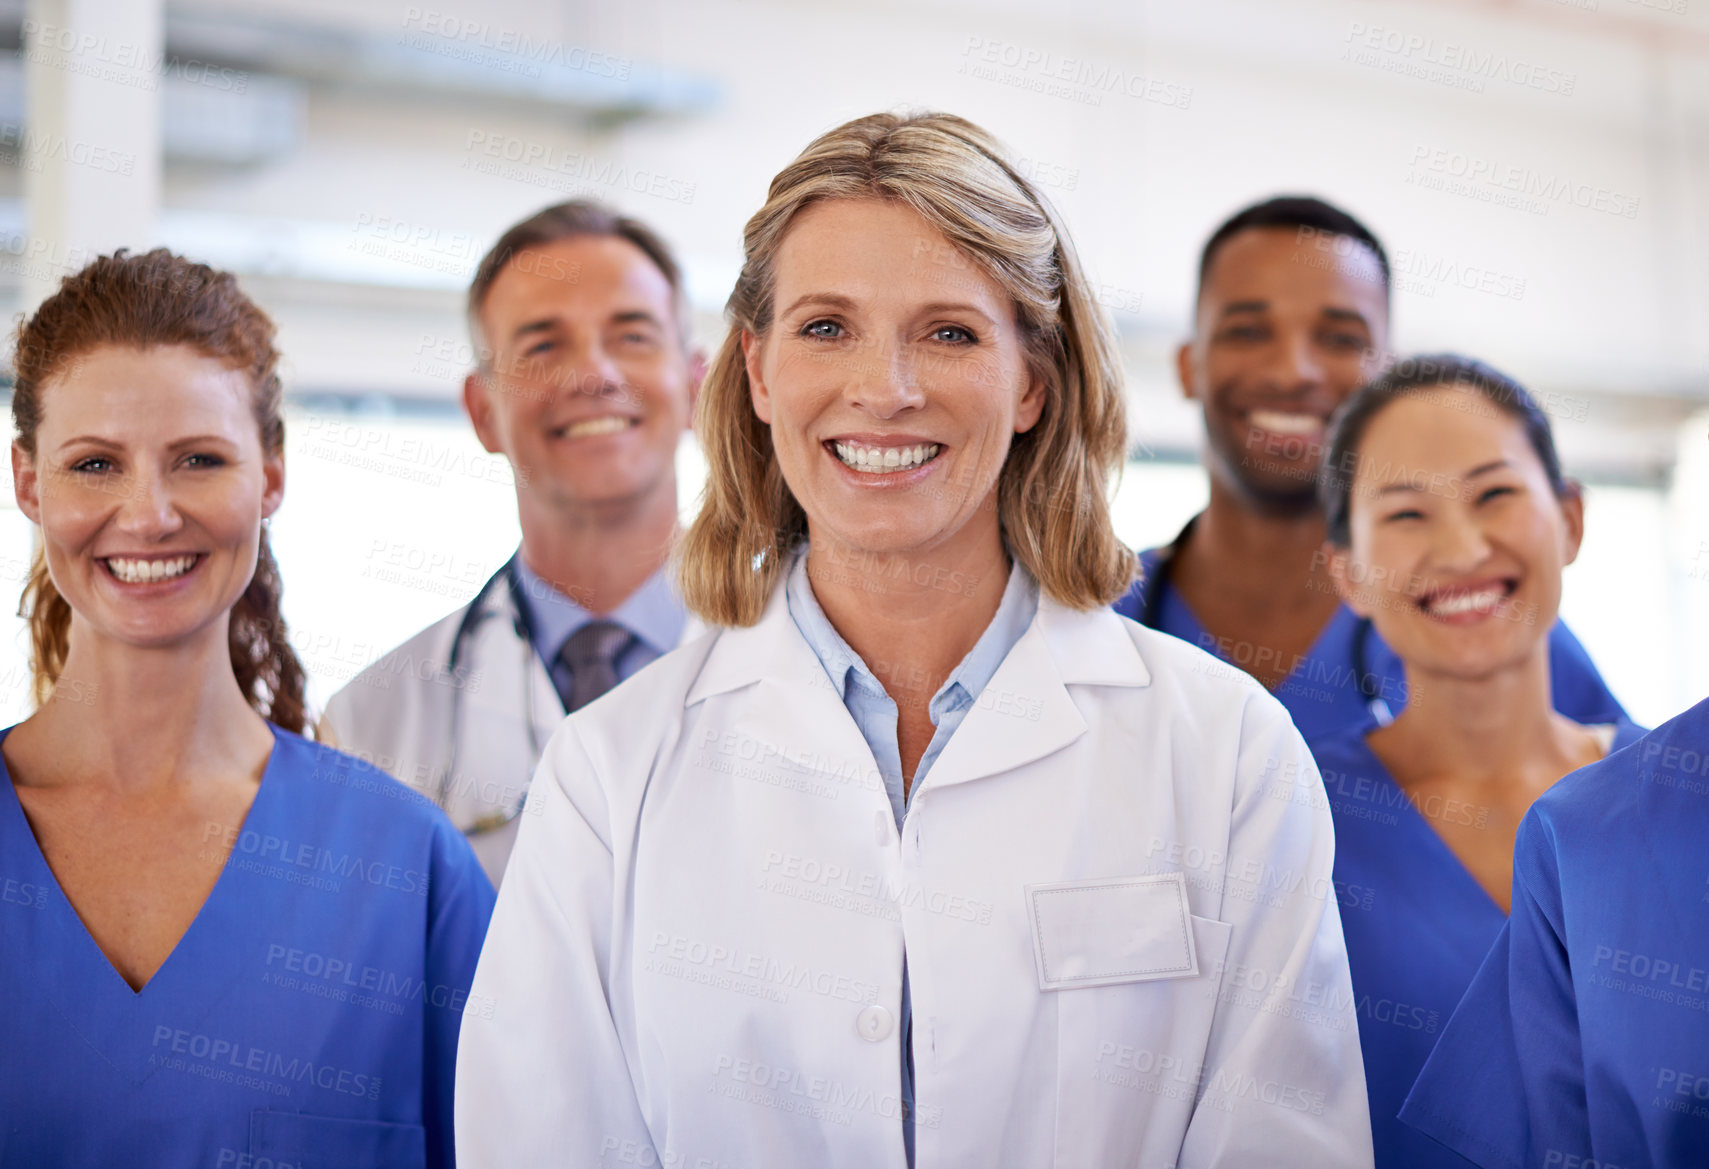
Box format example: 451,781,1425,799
456,111,1373,1169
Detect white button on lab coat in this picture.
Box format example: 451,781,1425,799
455,578,1374,1168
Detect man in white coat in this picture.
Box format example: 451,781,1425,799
322,201,704,884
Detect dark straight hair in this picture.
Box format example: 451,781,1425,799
1319,353,1571,547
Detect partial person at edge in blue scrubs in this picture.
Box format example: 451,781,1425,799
1400,698,1709,1167
0,250,495,1168
1113,197,1626,741
1304,355,1645,1167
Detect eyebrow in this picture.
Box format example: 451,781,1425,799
917,301,998,325
779,292,859,319
777,293,997,324
55,434,237,453
1216,302,1374,330
1375,459,1513,496
511,308,668,340
510,318,558,343
1322,307,1373,328
1463,459,1511,479
1218,299,1268,318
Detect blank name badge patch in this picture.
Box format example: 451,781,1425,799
1026,874,1198,990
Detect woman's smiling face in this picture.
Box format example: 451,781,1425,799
13,343,284,654
742,198,1044,564
1334,384,1582,681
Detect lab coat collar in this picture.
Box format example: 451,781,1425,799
687,571,834,703
686,571,1153,790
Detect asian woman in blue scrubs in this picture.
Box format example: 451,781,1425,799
0,250,495,1167
1307,356,1642,1167
1401,700,1709,1166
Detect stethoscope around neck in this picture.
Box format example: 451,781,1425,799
1135,515,1394,727
434,555,548,834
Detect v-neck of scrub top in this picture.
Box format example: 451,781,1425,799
1151,570,1377,741
0,723,283,1081
1312,719,1646,1168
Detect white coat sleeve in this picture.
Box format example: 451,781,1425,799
454,718,658,1168
1177,694,1375,1169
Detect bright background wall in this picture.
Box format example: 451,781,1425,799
0,0,1704,727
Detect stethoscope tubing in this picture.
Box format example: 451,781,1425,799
435,556,549,827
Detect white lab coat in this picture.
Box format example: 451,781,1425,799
456,578,1374,1168
320,556,702,884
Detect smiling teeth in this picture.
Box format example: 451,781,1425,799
107,555,196,584
1250,410,1324,437
563,416,632,439
1425,587,1505,616
833,442,941,474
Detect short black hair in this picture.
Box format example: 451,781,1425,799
1319,353,1570,547
1198,195,1390,300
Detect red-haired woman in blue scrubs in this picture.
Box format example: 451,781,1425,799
0,250,493,1167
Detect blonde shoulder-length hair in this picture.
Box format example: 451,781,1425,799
677,110,1136,626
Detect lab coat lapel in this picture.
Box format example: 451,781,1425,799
921,598,1152,794
687,580,887,793
526,647,563,743
688,584,1156,798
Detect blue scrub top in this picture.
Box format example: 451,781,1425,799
1310,720,1645,1168
1399,696,1709,1168
1114,538,1628,740
0,724,496,1169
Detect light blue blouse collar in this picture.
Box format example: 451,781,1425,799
784,542,1038,721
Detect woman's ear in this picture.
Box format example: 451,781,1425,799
1324,542,1371,617
1558,478,1585,567
12,442,39,525
260,449,285,521
742,329,772,424
1013,365,1046,435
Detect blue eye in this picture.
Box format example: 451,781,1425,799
801,319,843,340
932,325,976,345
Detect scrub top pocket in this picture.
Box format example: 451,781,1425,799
248,1110,428,1169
